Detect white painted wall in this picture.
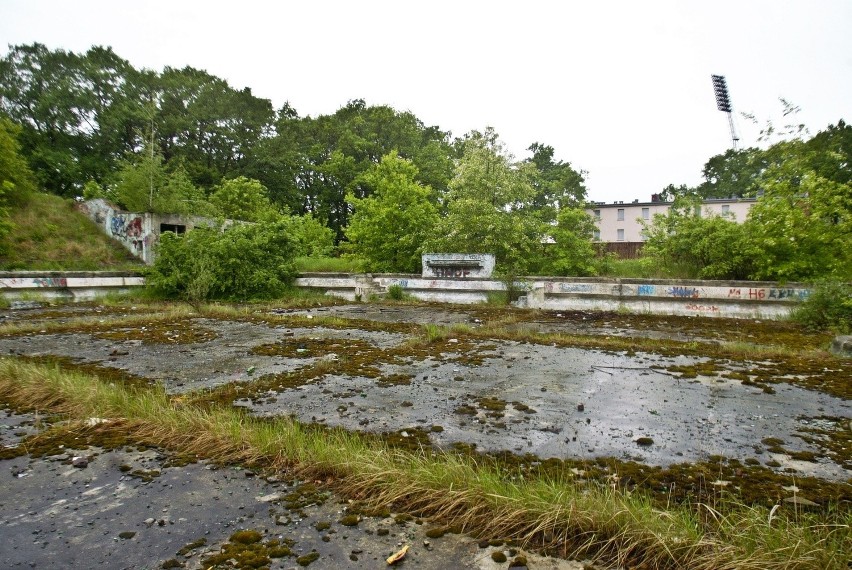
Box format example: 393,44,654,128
587,199,756,243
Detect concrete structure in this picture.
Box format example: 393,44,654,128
421,253,495,278
295,273,810,320
76,199,219,264
587,197,756,243
0,271,145,302
2,271,812,321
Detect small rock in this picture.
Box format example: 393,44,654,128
71,456,89,468
256,493,281,502
784,496,819,507
577,403,584,412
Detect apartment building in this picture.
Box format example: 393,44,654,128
586,196,756,244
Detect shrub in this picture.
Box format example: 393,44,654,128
790,281,852,333
386,284,406,300
147,220,297,302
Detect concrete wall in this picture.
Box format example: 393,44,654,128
76,199,217,264
296,273,811,320
0,271,145,302
1,270,812,320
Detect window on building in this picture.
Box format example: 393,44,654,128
617,208,625,221
617,228,625,241
721,204,730,214
593,209,600,219
593,230,600,241
642,207,649,220
160,223,186,235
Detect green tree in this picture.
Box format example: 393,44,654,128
695,148,768,198
0,43,150,196
641,195,757,279
0,117,38,254
525,142,587,219
744,139,852,281
345,151,439,272
284,213,335,258
210,176,277,222
112,144,212,215
427,128,543,277
546,207,600,276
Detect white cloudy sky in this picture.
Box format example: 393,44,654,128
2,0,850,203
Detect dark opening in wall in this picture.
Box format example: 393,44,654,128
160,223,186,235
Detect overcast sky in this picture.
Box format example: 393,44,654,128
2,0,850,203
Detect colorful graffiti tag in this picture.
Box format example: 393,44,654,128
728,288,811,300
666,286,701,299
33,277,68,288
110,215,143,239
637,284,656,296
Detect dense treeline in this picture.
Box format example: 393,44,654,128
0,43,595,276
1,43,850,312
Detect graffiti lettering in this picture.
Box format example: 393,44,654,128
728,288,741,298
110,215,143,239
637,284,656,296
434,267,471,278
667,286,700,299
748,288,765,300
559,283,592,293
685,304,720,313
33,277,68,288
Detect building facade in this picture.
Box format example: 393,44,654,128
586,197,756,244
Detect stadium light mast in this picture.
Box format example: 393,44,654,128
711,74,739,150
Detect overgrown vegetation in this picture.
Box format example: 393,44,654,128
791,281,852,333
0,358,847,570
146,221,298,302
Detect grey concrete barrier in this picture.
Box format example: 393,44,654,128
1,271,814,320
0,271,145,302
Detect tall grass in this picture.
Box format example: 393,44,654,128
295,256,367,273
0,192,143,270
0,358,847,569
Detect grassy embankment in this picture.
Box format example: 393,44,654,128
0,303,848,570
0,191,143,271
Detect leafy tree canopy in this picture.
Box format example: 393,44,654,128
427,128,543,277
210,176,277,222
344,151,439,273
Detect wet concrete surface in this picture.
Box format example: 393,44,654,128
1,408,582,569
1,302,850,568
0,305,848,482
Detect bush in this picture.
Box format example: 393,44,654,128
147,220,297,302
386,284,407,300
790,281,852,333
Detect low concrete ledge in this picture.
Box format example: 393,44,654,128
0,271,145,301
300,274,813,320
1,271,819,321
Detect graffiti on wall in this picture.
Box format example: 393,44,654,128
666,286,701,299
434,267,472,278
109,214,147,256
637,284,656,296
728,288,811,300
110,215,143,239
559,283,593,293
685,303,720,313
33,277,68,288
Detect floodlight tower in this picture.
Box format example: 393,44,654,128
711,74,739,150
